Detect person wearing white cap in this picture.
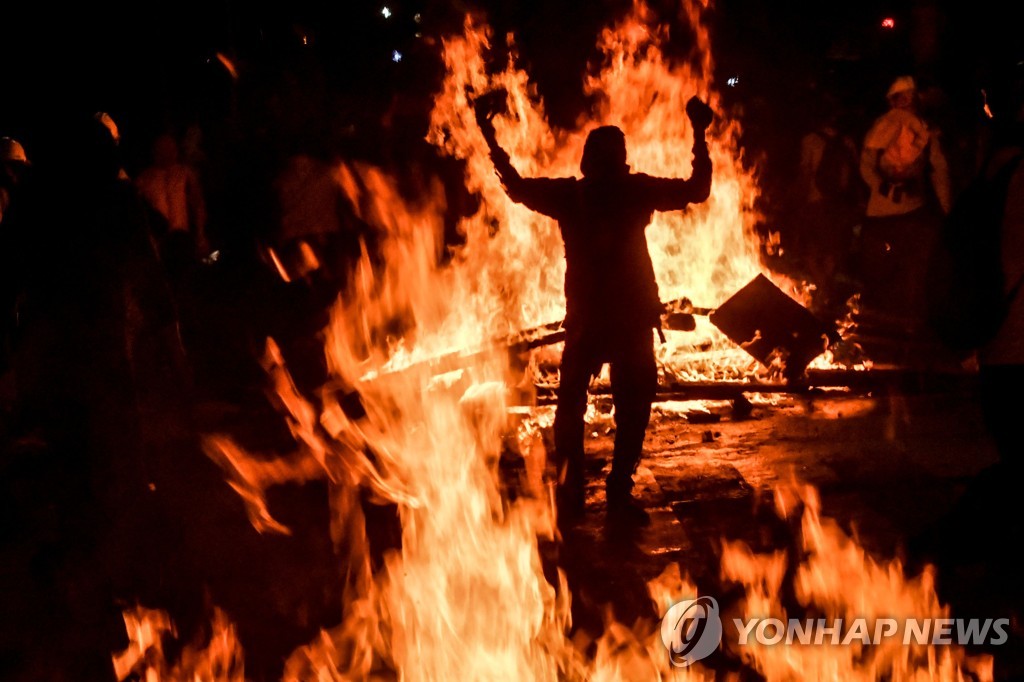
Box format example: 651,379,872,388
93,112,132,181
857,75,952,320
0,137,29,164
1,137,30,226
1,137,31,377
862,76,951,218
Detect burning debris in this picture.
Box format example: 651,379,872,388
709,275,840,381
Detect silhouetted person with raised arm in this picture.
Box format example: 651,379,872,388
475,93,714,525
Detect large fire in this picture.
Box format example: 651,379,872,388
424,0,772,382
111,1,989,680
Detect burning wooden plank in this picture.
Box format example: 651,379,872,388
709,275,841,380
367,296,711,384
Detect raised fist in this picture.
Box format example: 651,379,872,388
686,96,714,130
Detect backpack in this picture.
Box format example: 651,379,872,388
878,119,929,182
927,152,1024,352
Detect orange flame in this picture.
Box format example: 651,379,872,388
112,606,244,681
721,484,994,680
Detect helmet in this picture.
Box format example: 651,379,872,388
0,137,29,165
886,76,916,99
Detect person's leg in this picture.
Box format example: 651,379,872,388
896,207,938,321
553,328,595,514
606,328,658,502
858,216,900,313
910,363,1024,566
980,364,1024,477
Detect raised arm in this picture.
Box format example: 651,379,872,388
636,96,714,211
474,94,527,197
473,92,571,219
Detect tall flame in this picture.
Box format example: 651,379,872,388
426,1,773,381
311,159,575,677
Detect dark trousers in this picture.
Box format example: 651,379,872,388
980,364,1024,473
553,325,658,499
927,364,1024,562
856,207,938,318
946,364,1024,521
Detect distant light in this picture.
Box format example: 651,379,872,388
881,17,895,29
982,89,994,119
392,50,403,63
727,76,739,87
302,35,308,45
413,12,422,23
381,6,391,18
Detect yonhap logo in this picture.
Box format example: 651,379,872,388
660,596,722,667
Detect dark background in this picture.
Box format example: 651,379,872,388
2,0,1020,167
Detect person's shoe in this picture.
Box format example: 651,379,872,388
606,493,651,527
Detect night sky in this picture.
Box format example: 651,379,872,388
1,0,1020,167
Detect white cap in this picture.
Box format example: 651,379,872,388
887,76,916,99
0,137,29,164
